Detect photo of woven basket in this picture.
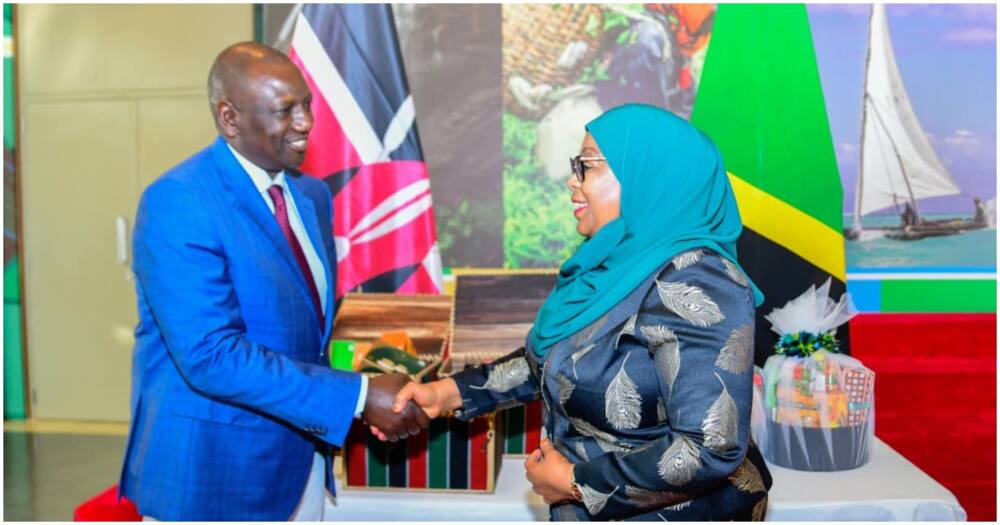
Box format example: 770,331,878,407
502,4,604,118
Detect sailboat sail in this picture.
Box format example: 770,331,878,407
855,4,961,221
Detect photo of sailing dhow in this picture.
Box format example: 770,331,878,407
846,4,993,242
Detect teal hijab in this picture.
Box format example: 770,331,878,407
528,104,764,356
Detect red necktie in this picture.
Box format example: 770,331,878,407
267,185,323,321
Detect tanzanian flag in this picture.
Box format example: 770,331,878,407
691,4,849,364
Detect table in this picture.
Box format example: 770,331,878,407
325,438,966,521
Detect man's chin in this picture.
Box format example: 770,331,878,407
282,156,307,173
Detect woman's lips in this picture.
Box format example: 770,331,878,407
573,201,588,218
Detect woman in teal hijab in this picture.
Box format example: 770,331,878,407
391,104,771,521
530,103,764,355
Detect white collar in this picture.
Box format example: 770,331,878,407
227,143,287,194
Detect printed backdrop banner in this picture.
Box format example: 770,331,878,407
262,3,996,314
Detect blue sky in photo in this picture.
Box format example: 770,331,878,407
807,4,997,215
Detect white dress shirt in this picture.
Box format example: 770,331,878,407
228,145,367,418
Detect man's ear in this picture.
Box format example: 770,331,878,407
216,100,239,139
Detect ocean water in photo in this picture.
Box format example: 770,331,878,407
844,214,997,270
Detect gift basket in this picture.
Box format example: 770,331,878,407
751,279,875,471
331,293,506,492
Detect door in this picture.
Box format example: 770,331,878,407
18,5,252,420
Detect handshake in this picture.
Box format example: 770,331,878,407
361,373,463,442
361,373,577,505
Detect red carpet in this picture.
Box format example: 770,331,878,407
850,313,997,522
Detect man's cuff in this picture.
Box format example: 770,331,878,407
354,374,369,418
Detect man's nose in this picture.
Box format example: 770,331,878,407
293,107,313,134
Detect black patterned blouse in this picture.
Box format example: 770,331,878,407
450,248,772,521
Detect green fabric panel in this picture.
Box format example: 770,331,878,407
504,406,525,454
367,433,389,487
5,255,19,300
881,279,997,313
690,3,843,233
4,301,25,419
4,4,14,151
427,417,448,489
253,4,263,44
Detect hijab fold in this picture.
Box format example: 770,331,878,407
528,104,764,356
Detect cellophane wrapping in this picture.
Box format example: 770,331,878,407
750,279,875,471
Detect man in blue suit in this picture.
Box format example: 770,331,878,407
120,42,429,520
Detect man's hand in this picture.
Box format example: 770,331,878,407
525,439,576,505
370,378,463,442
362,373,429,442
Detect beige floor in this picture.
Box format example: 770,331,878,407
4,420,128,521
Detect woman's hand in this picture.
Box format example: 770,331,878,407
394,377,462,418
525,439,576,505
369,378,463,441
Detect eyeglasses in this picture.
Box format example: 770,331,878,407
569,155,607,183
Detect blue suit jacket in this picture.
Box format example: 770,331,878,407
119,137,361,520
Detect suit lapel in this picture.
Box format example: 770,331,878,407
210,139,322,330
286,174,335,340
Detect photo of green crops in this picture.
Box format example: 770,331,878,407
501,4,714,267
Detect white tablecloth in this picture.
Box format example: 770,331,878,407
325,438,966,521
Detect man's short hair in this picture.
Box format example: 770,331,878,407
207,42,295,112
